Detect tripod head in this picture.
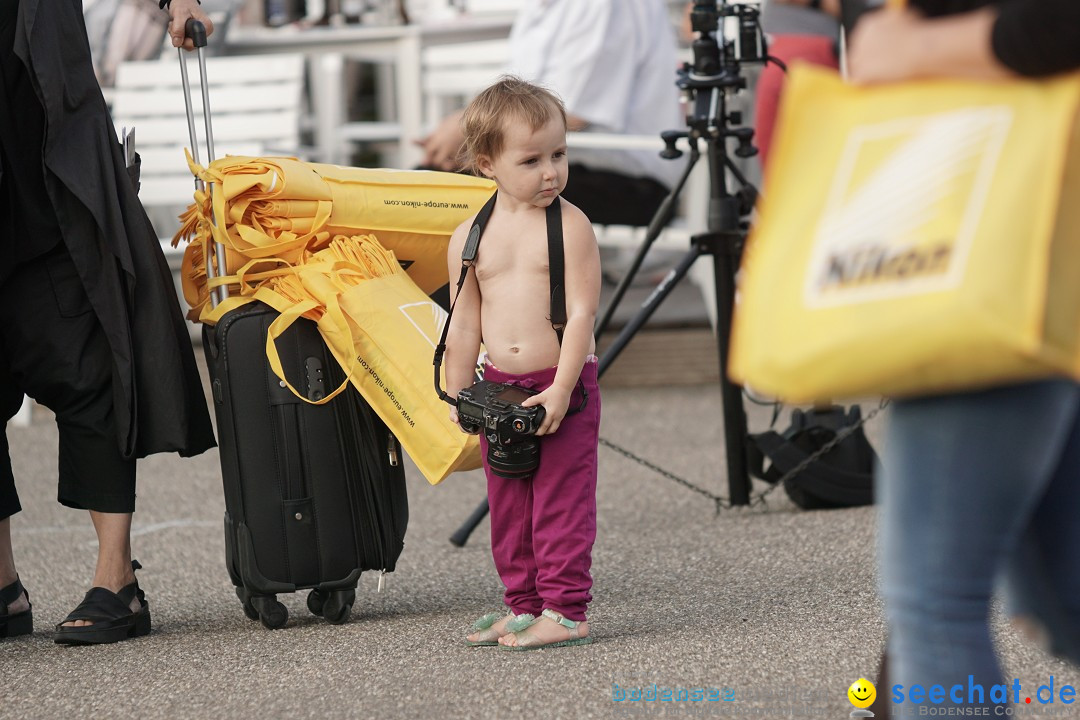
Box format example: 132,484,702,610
688,0,766,76
673,0,768,151
660,0,765,226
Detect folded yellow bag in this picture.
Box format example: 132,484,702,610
729,65,1080,403
174,157,495,324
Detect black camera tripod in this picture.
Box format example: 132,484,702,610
449,0,764,546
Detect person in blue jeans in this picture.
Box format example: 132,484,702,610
878,384,1080,707
847,0,1080,710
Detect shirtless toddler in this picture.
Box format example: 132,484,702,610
442,77,602,650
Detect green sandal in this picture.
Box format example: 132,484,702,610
466,611,535,647
501,608,592,651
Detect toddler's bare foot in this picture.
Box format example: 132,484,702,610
466,612,534,645
499,609,591,649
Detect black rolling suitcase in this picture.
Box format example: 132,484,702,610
179,22,408,629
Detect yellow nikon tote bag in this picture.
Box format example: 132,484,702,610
729,65,1080,403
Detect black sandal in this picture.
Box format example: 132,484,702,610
54,560,151,645
1,577,33,638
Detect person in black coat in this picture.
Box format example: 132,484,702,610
0,0,216,644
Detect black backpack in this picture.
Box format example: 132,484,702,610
747,405,877,510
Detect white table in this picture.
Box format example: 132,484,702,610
224,16,513,167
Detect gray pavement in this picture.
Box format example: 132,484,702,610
2,369,1074,719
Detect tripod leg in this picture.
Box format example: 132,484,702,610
594,152,697,339
594,210,671,339
712,237,751,505
449,497,489,547
597,245,703,378
598,230,753,506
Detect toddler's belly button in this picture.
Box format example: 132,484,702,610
509,346,520,354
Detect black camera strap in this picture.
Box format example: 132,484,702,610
546,197,567,344
434,192,586,413
434,192,497,405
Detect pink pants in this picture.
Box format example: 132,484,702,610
480,359,601,622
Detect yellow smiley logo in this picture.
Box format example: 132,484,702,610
848,678,876,709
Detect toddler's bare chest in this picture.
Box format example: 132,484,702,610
474,247,549,283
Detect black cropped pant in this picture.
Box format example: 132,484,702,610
0,246,136,520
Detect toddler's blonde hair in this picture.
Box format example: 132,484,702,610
461,76,567,174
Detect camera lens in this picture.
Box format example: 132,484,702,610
487,436,541,479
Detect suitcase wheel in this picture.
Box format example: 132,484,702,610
306,589,327,617
250,594,288,630
236,587,259,622
321,589,355,626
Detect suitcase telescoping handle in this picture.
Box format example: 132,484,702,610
178,20,227,308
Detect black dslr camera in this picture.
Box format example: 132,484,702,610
457,381,546,479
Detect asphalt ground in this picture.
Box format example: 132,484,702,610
3,289,1076,719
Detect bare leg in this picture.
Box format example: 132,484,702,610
61,511,137,628
0,517,30,614
0,517,16,585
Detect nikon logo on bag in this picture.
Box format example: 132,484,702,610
804,106,1013,307
821,241,952,288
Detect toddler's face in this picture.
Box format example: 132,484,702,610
481,115,568,208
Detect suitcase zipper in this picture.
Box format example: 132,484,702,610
387,435,399,467
359,403,405,577
326,359,402,577
335,383,387,570
382,432,405,565
356,401,390,571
